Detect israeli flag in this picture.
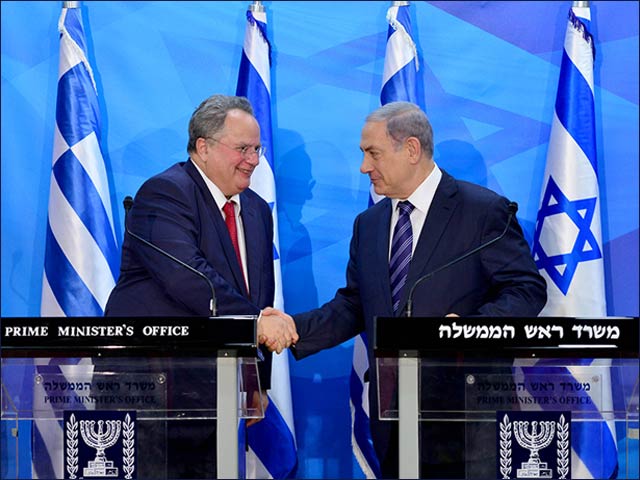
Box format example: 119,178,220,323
236,5,297,479
350,2,420,478
529,5,617,479
35,4,118,478
380,1,420,106
533,7,605,318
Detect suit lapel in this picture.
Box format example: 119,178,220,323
240,194,263,303
184,161,249,296
373,199,395,315
398,172,459,314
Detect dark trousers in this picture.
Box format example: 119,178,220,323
166,421,216,479
93,357,218,479
380,422,466,480
379,362,510,479
163,358,217,479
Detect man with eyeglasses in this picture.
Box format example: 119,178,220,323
105,94,297,478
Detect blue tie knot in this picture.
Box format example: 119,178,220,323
398,200,414,216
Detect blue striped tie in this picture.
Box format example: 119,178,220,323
390,201,415,314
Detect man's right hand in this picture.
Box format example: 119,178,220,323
258,307,299,354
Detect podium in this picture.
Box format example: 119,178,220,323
1,316,262,479
374,316,640,479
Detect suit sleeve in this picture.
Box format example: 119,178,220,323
475,196,547,316
292,215,366,360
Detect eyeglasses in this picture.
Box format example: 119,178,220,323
206,137,266,159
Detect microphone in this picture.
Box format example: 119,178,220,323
405,201,518,317
122,196,217,317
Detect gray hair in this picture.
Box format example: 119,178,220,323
366,101,434,159
187,95,254,153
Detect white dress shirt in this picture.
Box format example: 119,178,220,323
191,159,249,288
389,164,442,259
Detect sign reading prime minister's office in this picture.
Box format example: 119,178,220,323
1,316,257,356
463,370,604,480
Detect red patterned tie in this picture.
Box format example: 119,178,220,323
223,201,246,285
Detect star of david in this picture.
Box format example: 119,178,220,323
532,176,602,295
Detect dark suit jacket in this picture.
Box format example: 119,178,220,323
292,170,547,472
105,160,274,387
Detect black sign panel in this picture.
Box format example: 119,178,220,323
1,316,257,357
374,316,639,358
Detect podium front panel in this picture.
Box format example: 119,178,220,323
374,316,639,479
376,357,639,479
2,354,261,478
1,315,261,478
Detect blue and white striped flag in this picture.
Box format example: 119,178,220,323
529,4,617,478
41,4,119,318
35,3,119,478
380,1,419,106
236,5,297,479
533,5,605,319
350,2,420,477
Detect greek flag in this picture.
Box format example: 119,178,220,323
236,5,297,479
41,5,118,317
350,2,419,477
35,4,118,478
529,4,617,478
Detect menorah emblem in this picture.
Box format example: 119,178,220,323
79,419,122,477
513,420,555,478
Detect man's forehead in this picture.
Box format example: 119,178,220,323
361,121,388,145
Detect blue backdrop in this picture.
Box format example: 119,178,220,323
2,1,638,478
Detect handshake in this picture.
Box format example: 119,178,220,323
257,307,298,354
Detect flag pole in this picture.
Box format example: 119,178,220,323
62,1,80,8
573,1,589,7
392,1,410,6
237,2,298,477
250,1,264,13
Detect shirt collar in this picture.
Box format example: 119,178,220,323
391,163,442,214
190,158,242,212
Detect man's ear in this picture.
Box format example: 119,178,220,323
195,137,209,157
405,136,421,164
